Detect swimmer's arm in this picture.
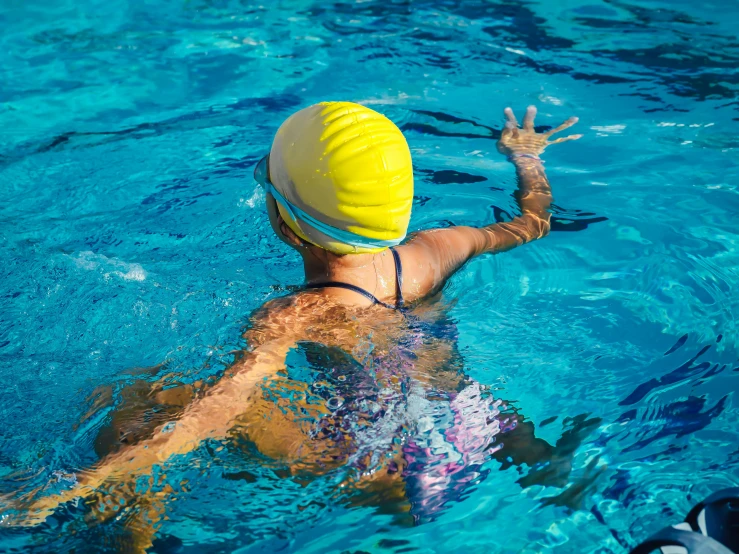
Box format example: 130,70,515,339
399,106,581,296
21,301,302,523
20,343,290,523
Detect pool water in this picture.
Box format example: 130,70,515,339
1,0,738,552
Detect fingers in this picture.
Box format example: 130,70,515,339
522,105,536,130
547,134,582,145
545,116,579,137
503,121,519,139
503,107,519,127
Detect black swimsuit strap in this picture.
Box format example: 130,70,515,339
304,281,396,310
390,247,405,308
306,248,406,311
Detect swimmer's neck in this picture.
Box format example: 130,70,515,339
299,246,388,285
274,214,393,287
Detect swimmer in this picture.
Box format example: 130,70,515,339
10,103,584,549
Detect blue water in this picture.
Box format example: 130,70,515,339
1,0,738,552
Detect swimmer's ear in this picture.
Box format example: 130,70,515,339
266,193,304,249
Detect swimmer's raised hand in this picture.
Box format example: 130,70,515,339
497,106,581,158
399,104,583,293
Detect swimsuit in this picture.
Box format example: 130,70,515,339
300,249,508,521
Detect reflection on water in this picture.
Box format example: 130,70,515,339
1,0,738,552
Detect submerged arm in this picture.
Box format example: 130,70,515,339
83,343,290,482
20,301,300,524
397,106,581,297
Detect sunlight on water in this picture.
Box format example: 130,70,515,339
1,0,738,552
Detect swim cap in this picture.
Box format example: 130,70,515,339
268,101,414,254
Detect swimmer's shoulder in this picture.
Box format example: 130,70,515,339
243,296,302,346
395,227,491,302
244,293,341,347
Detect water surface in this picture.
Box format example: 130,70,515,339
1,0,738,552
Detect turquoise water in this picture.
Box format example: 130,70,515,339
1,0,738,552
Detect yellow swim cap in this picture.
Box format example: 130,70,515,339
267,101,414,254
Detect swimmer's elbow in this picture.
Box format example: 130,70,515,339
521,213,551,243
536,215,551,240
